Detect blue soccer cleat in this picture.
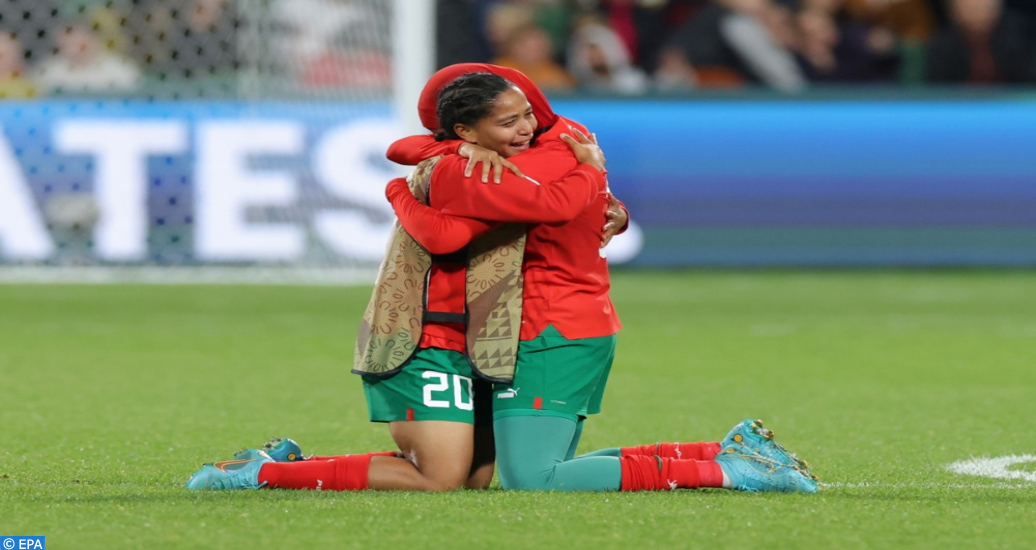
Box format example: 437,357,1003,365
185,449,273,490
714,442,819,493
260,437,306,462
721,419,815,480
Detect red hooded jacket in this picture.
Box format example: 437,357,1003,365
385,64,622,349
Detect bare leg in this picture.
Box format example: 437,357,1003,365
366,420,474,491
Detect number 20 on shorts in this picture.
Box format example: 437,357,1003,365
421,372,474,410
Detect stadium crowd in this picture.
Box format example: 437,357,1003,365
0,0,260,98
1,0,1035,98
449,0,1036,93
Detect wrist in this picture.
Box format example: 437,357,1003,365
385,179,404,200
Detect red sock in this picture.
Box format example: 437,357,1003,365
259,453,375,491
620,442,721,461
619,455,724,491
305,451,399,461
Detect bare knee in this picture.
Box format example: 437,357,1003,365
388,420,476,492
367,455,468,491
408,461,466,491
396,450,469,491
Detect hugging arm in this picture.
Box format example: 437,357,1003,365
602,196,630,247
387,136,523,184
432,157,605,224
431,130,608,223
386,177,497,254
387,124,611,249
386,136,461,166
387,157,604,254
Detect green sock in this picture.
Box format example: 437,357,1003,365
564,418,584,460
574,447,622,459
495,415,621,491
567,418,625,459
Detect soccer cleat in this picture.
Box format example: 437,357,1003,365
714,443,819,493
721,419,816,480
185,449,272,490
260,437,305,462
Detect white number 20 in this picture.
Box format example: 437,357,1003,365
421,372,474,411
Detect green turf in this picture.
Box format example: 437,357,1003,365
2,271,1034,549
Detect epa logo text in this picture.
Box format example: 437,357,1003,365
1,537,45,550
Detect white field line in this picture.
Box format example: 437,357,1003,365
823,455,1036,490
824,481,1033,490
946,455,1036,483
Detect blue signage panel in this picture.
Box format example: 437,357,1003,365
553,99,1036,266
1,98,1034,266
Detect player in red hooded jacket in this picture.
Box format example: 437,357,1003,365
184,66,818,495
380,67,818,493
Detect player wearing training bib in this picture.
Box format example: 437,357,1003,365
384,67,819,494
184,65,820,495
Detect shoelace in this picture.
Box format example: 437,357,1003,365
764,438,816,480
740,425,818,481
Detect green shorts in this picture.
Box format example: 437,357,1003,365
492,325,617,422
363,347,491,424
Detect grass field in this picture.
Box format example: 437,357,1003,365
2,270,1035,549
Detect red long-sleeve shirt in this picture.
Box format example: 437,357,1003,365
387,119,622,344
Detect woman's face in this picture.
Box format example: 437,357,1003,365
454,87,537,158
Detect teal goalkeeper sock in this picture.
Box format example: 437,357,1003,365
495,415,621,491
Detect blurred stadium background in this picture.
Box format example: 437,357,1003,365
1,0,1035,281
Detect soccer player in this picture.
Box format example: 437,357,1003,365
184,65,817,493
184,70,614,493
379,69,818,494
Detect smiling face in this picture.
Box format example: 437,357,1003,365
453,87,536,158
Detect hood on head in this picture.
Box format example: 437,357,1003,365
417,63,558,132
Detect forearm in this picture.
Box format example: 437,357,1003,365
614,198,631,234
386,135,462,165
436,162,606,224
386,178,494,253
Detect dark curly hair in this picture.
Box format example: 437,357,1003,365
435,72,516,141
